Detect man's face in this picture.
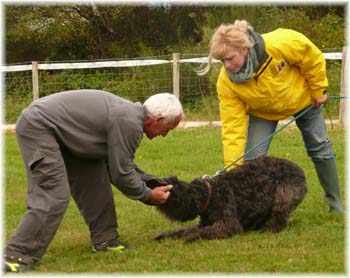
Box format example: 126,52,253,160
144,115,182,140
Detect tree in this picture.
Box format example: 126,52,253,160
4,4,206,63
4,4,345,64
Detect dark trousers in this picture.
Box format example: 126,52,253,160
5,115,117,264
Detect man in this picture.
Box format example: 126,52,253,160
4,89,184,273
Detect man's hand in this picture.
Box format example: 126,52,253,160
313,94,327,108
148,185,173,205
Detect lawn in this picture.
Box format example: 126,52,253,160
3,125,347,275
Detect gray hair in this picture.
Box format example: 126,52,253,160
143,93,184,123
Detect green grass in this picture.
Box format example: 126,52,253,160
3,126,346,274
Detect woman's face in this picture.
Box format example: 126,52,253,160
221,47,248,73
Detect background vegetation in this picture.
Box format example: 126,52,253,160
4,4,345,63
3,4,346,123
4,126,346,274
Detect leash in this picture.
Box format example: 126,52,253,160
202,95,348,179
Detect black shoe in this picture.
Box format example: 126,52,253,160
92,238,128,253
3,260,34,273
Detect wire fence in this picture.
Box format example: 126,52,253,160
2,52,345,124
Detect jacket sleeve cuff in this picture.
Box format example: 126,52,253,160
140,185,154,205
311,89,326,99
139,183,152,201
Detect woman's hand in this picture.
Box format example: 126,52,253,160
313,94,327,108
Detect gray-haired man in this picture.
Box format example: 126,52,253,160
4,89,183,273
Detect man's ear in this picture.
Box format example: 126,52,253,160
154,115,165,123
144,116,154,126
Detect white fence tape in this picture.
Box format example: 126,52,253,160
2,52,342,72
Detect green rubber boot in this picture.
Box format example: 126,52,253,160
314,158,344,214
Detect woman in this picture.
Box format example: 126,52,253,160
197,20,343,214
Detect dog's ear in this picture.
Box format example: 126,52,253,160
163,176,179,185
144,177,168,189
191,178,206,186
142,173,169,189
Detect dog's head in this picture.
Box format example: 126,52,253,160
157,176,202,222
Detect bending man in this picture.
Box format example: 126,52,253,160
4,89,184,273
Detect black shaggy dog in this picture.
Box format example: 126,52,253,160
150,156,307,243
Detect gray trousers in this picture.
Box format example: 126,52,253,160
243,106,342,212
245,106,335,161
5,116,117,264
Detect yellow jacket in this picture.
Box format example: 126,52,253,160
217,28,328,168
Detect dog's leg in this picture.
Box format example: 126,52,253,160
269,182,306,232
184,219,243,243
154,224,200,241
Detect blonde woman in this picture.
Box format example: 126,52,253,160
198,20,343,214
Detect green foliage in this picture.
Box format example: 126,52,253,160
203,5,345,49
4,5,207,63
325,60,343,116
38,65,173,101
4,127,346,273
3,58,343,123
3,5,346,123
5,5,345,63
7,62,174,100
312,13,345,49
4,71,33,123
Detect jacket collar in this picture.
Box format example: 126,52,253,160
248,30,269,69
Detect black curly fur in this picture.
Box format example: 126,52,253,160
155,156,307,243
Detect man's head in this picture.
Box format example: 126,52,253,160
143,93,184,139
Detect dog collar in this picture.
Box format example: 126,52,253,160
201,180,212,214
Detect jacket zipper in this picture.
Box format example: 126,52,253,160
254,56,273,82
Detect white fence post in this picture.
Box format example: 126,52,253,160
32,61,39,101
172,53,180,98
340,47,347,128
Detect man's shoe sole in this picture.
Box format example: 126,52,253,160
92,245,127,253
4,261,34,273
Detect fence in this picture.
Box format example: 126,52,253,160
2,51,347,126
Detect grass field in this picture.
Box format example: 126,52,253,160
3,125,347,275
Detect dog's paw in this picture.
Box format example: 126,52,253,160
184,235,200,244
270,226,284,233
154,233,166,241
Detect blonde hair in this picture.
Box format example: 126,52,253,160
196,20,255,76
